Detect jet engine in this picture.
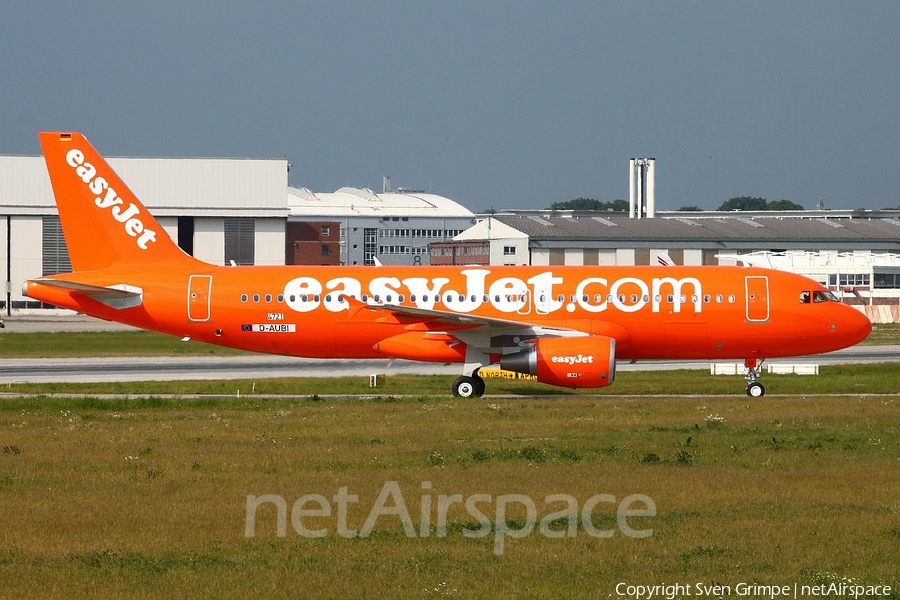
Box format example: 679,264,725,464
500,336,616,389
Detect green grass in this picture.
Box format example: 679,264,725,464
860,323,900,345
0,330,252,358
0,391,897,598
0,329,897,597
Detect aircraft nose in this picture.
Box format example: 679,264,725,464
838,304,872,347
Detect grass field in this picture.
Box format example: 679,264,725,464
0,328,898,598
1,389,898,598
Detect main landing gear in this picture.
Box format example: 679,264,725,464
452,371,486,398
745,358,765,397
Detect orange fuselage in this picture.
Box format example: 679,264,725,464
28,264,871,362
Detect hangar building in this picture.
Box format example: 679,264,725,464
446,210,900,313
0,155,474,312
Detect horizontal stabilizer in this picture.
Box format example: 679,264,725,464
28,278,143,310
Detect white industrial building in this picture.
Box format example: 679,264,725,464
287,184,475,266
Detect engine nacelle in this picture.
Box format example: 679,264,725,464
500,336,616,389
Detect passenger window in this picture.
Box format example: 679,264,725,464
241,294,248,303
799,291,811,304
703,294,710,303
253,294,260,303
716,294,723,303
728,294,735,303
277,294,284,303
265,294,272,303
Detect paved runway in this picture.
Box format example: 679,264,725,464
1,344,896,384
0,315,138,333
1,315,896,383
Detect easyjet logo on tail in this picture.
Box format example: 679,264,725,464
64,149,158,250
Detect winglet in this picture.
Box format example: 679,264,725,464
26,278,143,310
38,132,198,272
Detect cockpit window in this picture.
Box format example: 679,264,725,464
803,289,840,304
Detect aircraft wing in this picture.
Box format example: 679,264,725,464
354,299,588,356
28,278,143,310
375,302,584,334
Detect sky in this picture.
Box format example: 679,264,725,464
1,1,898,212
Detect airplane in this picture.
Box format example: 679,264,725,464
24,132,871,397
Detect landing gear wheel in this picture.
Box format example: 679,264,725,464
452,375,485,398
472,375,486,398
746,382,765,397
744,358,765,397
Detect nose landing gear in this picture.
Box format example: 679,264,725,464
745,358,765,397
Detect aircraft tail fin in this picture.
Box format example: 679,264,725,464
38,132,198,272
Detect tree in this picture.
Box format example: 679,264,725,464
766,199,804,210
718,196,768,211
678,205,702,211
718,196,805,211
549,198,628,211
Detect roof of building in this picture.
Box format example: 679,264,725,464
485,214,900,245
287,186,474,219
454,217,528,241
0,155,288,216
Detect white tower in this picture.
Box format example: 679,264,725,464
629,158,656,218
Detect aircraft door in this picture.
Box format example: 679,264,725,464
516,289,532,315
188,275,213,322
745,276,769,322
